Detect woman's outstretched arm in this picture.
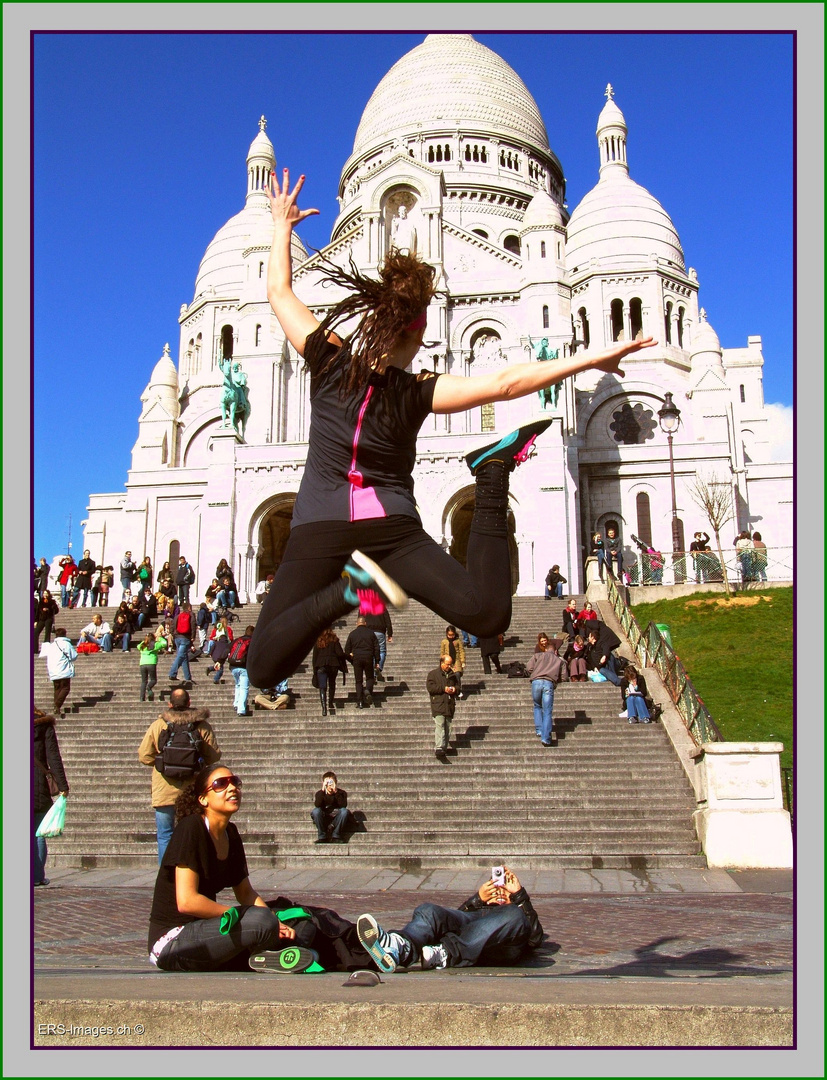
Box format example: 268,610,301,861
266,169,322,357
430,337,657,414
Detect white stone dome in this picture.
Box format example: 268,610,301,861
597,96,626,130
520,188,565,232
193,205,307,299
691,310,722,355
566,171,685,272
149,343,178,390
353,34,550,154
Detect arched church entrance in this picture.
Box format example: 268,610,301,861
447,491,519,595
256,495,296,579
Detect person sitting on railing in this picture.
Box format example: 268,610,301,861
584,622,623,685
618,665,652,724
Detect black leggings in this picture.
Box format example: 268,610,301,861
247,513,512,689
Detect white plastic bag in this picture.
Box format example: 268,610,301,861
36,794,67,838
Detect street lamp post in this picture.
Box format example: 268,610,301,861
657,392,683,579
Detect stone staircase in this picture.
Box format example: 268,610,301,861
35,596,705,871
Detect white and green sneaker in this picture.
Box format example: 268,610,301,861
248,946,320,974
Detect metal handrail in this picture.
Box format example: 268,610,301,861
625,545,793,587
604,573,723,746
781,767,794,822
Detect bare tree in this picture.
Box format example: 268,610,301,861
687,471,735,597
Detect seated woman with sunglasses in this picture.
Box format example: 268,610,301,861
147,764,316,972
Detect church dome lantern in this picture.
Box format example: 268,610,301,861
566,86,685,274
192,118,307,302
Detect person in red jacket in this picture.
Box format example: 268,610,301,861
168,603,196,687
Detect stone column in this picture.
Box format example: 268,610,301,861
693,742,793,868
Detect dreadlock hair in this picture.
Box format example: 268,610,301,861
313,249,437,397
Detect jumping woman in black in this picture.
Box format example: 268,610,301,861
246,170,655,690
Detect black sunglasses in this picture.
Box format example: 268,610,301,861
204,774,242,794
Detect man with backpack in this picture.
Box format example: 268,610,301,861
168,602,196,687
138,687,221,862
228,624,255,717
176,555,196,606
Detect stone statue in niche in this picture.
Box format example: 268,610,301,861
470,332,504,367
389,204,417,255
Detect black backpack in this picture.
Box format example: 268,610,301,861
504,661,529,678
154,720,205,779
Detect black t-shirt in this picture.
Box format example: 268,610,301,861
291,328,440,528
147,814,249,951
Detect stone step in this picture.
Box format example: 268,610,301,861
36,595,703,869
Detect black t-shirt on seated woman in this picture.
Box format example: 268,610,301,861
147,813,248,951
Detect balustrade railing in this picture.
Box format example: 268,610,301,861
605,573,723,747
623,545,793,588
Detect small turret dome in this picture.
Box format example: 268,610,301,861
691,308,722,356
521,188,565,232
149,343,178,390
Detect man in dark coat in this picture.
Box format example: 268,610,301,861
344,616,380,708
73,549,97,608
426,654,458,759
585,621,623,685
175,556,195,606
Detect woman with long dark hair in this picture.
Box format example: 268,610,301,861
147,764,316,972
33,590,59,653
311,628,347,716
33,706,69,886
246,171,654,691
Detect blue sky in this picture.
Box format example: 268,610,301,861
32,30,794,560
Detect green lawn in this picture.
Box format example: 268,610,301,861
629,588,793,771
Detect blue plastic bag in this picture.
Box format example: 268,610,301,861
587,670,608,683
36,794,67,838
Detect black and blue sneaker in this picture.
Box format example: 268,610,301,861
465,418,553,474
356,913,413,973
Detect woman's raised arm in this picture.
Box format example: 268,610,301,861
266,169,322,357
430,336,657,415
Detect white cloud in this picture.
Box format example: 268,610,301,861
763,402,793,462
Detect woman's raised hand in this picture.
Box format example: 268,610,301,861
591,335,658,378
267,168,320,230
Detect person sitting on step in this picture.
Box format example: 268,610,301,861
311,770,350,845
146,764,317,973
618,665,652,724
77,613,113,652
